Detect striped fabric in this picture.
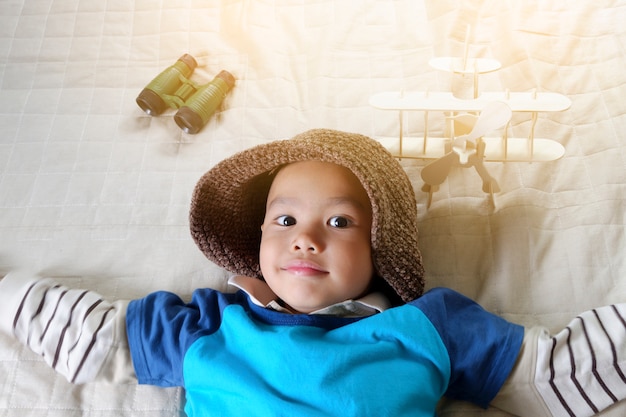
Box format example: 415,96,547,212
535,304,626,416
11,279,125,384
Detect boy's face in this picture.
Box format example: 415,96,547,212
260,161,374,313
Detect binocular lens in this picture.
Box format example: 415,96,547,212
174,107,204,134
136,88,168,116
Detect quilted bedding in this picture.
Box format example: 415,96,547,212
0,1,625,416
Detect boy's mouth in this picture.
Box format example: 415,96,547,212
282,260,327,276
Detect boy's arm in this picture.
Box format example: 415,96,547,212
492,304,626,417
0,270,136,384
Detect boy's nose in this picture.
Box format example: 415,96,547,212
291,227,323,253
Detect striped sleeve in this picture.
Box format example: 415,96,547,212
534,304,626,416
0,270,135,384
492,304,626,416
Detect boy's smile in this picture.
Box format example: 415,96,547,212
259,160,374,313
282,259,327,276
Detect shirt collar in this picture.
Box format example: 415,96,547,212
228,275,391,317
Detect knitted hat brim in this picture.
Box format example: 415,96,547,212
189,129,425,302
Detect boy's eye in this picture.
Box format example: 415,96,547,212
328,216,349,228
276,215,296,226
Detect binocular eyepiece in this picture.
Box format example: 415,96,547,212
136,54,235,134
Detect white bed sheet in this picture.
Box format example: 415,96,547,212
1,1,625,416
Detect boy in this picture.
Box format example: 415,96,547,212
1,129,625,416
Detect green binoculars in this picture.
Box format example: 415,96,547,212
136,54,235,134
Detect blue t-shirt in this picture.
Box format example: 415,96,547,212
126,287,523,416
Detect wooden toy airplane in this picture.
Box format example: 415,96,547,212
369,88,570,162
369,51,571,208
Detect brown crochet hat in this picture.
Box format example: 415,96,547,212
189,128,425,302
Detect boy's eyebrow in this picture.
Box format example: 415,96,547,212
326,196,370,211
267,196,370,211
